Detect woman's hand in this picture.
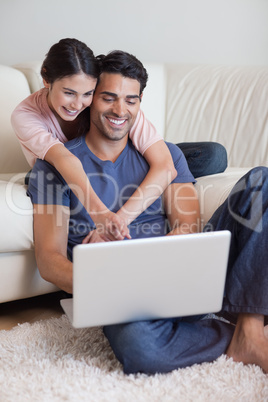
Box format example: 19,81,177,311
82,210,131,243
93,210,131,241
82,230,106,244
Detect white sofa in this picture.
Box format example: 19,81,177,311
0,62,267,303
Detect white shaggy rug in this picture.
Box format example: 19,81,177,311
0,315,267,402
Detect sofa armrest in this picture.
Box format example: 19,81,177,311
195,168,251,227
13,61,43,93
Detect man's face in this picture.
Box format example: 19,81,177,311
90,73,142,141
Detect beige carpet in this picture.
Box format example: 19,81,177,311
0,314,267,402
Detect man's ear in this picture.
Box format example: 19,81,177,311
140,93,143,102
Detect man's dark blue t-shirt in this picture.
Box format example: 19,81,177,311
27,136,195,259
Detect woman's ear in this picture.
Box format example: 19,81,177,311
43,78,50,89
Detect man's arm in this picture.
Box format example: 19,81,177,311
163,182,201,236
33,204,73,294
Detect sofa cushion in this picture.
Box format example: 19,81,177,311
140,62,167,137
164,65,268,168
0,174,33,253
195,167,251,226
13,61,43,93
0,65,31,174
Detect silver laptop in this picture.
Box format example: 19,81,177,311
61,231,231,328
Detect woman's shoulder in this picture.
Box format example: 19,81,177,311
13,88,48,114
11,88,52,129
11,87,60,140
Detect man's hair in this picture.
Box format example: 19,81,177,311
96,50,148,95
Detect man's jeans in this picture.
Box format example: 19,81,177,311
178,142,227,178
104,167,268,374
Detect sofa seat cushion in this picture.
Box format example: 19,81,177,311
195,167,251,227
0,173,33,253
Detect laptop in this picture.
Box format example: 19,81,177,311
61,231,231,328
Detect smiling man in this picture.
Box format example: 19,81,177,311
90,73,142,142
85,72,142,155
27,50,268,375
28,50,198,293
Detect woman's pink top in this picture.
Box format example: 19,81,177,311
11,88,162,167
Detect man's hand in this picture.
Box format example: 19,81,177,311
82,229,107,244
93,210,131,241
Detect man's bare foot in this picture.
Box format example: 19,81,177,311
226,314,268,373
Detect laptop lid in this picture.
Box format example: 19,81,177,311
61,231,231,328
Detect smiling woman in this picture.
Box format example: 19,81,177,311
12,38,99,163
44,73,97,127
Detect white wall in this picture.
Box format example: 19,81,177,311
1,0,268,66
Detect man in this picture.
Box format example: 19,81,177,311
27,50,268,375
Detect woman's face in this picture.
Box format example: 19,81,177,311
44,73,97,122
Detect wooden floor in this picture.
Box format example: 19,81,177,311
0,292,64,331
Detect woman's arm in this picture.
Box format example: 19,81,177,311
45,144,130,240
117,140,177,225
12,99,129,241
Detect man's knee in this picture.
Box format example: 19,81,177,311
231,167,268,198
228,166,268,232
103,321,162,375
198,142,227,177
177,141,227,177
247,166,268,186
